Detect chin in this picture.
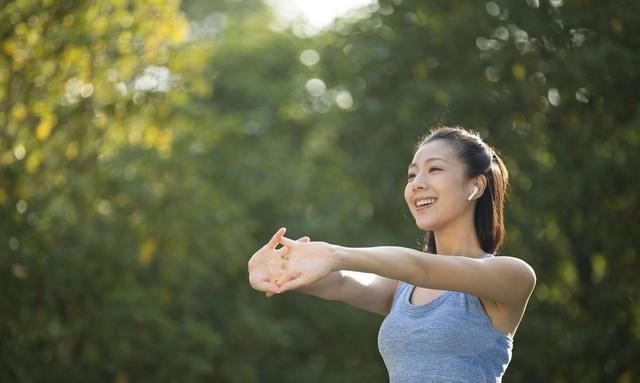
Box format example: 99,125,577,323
414,218,441,232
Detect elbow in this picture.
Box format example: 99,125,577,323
519,261,537,298
523,259,536,286
501,257,537,302
528,265,537,293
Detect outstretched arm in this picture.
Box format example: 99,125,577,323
249,228,397,315
277,239,536,310
297,271,398,316
249,228,398,315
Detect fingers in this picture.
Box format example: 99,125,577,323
266,227,286,249
264,272,303,296
267,229,307,249
277,271,300,285
251,278,279,294
276,245,291,260
277,277,305,294
273,271,302,294
279,236,307,260
279,235,307,259
278,235,299,248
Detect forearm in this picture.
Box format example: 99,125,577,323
296,270,345,301
332,246,432,288
296,268,397,315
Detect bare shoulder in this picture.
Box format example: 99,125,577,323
482,256,537,301
475,256,536,336
484,256,536,282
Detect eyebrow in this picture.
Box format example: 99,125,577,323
408,157,449,170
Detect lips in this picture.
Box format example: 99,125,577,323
415,197,437,209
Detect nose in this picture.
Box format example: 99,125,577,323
410,172,427,191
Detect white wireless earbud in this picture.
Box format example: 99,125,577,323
467,185,479,201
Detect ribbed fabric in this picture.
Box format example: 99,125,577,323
378,254,513,383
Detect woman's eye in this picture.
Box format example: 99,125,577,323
429,167,441,173
407,174,415,181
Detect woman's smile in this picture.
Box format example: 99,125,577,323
414,197,438,211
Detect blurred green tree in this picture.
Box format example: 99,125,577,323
306,0,640,381
0,0,224,381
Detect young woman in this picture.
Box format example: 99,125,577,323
248,126,536,382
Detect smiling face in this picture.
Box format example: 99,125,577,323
405,139,476,232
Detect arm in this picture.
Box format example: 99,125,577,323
297,271,398,316
278,240,536,309
336,246,536,307
248,229,397,315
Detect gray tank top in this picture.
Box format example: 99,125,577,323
378,253,513,382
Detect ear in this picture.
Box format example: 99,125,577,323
476,174,487,199
469,175,487,201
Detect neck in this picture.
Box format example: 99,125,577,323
431,213,485,258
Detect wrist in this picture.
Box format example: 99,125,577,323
329,244,345,272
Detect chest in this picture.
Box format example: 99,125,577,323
379,286,498,356
411,287,510,336
409,286,447,305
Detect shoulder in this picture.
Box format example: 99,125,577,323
485,255,536,280
483,255,536,299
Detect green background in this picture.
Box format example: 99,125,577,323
1,0,638,381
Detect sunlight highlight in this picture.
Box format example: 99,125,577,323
267,0,376,35
342,270,377,286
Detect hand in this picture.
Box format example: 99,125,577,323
275,236,336,294
247,228,309,297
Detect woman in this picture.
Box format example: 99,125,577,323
248,126,536,382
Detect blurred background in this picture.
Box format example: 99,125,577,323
1,0,638,381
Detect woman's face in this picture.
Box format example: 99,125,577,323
404,139,475,232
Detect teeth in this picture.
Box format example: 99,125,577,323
416,198,437,207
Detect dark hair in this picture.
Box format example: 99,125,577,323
416,126,509,254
